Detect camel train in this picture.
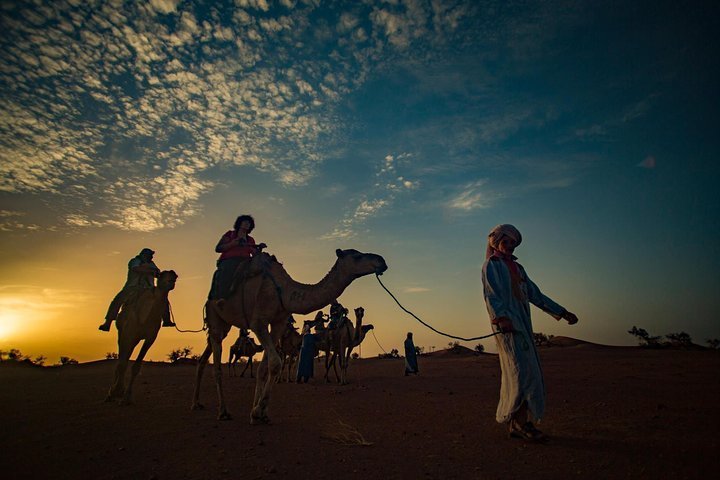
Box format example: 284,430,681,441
102,248,387,427
192,248,387,424
227,332,264,378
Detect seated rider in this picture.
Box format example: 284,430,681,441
208,214,267,300
99,248,175,331
310,310,327,332
326,301,348,330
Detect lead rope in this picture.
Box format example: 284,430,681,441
375,273,502,342
370,329,388,355
169,302,206,333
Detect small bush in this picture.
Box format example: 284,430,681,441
167,346,194,363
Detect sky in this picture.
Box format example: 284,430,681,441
1,0,718,363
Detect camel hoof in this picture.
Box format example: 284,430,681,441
191,403,205,411
250,415,271,425
217,411,233,421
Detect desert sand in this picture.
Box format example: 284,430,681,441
2,339,718,479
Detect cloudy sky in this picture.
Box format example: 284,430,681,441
1,0,718,362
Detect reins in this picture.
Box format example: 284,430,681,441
374,273,502,342
169,302,206,333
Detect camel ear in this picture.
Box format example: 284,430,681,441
336,249,344,258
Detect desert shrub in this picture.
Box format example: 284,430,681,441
628,326,662,347
415,346,424,355
706,339,720,349
351,352,359,360
167,346,194,363
7,348,27,361
33,355,46,366
59,356,79,365
474,343,485,354
665,332,692,348
105,352,119,360
447,341,460,350
378,348,399,359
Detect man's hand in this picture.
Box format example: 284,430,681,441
563,311,579,325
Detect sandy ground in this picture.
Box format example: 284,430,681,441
2,338,719,480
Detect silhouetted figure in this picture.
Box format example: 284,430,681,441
326,300,348,330
296,322,318,383
404,332,419,376
482,224,578,442
99,248,174,331
208,214,266,300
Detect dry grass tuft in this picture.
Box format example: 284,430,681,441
321,419,374,446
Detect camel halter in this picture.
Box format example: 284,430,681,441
375,273,503,342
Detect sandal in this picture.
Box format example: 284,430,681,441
508,420,548,442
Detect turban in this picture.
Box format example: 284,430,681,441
486,224,522,259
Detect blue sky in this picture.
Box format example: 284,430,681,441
1,0,718,361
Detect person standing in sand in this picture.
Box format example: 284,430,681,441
481,224,579,442
404,332,419,376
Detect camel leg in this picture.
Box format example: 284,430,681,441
120,338,155,405
288,355,297,383
250,327,282,425
324,349,333,383
341,345,354,385
106,338,135,402
240,356,251,377
191,341,212,411
210,333,232,420
330,351,341,383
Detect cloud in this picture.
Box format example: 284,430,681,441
149,0,182,15
0,284,95,322
447,179,494,211
1,0,364,231
322,152,418,239
403,286,430,293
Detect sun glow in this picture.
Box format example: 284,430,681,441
0,310,20,341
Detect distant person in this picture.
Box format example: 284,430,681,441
327,301,348,330
99,248,175,331
481,224,579,442
296,321,318,383
208,214,266,300
404,332,419,376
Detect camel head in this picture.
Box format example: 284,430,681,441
360,324,374,334
354,306,364,319
335,249,388,279
157,270,178,291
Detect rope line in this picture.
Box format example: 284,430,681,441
370,329,388,354
169,302,206,333
375,273,502,342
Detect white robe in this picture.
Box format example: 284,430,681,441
482,256,565,423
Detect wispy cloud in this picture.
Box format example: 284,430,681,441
321,152,418,240
403,286,430,293
1,1,390,231
447,179,496,211
0,285,95,328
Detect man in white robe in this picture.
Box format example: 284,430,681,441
482,224,579,441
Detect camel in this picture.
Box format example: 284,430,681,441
105,270,178,405
325,307,374,384
277,325,302,382
228,332,263,378
191,248,387,424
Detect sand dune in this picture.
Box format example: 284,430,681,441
2,343,718,479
